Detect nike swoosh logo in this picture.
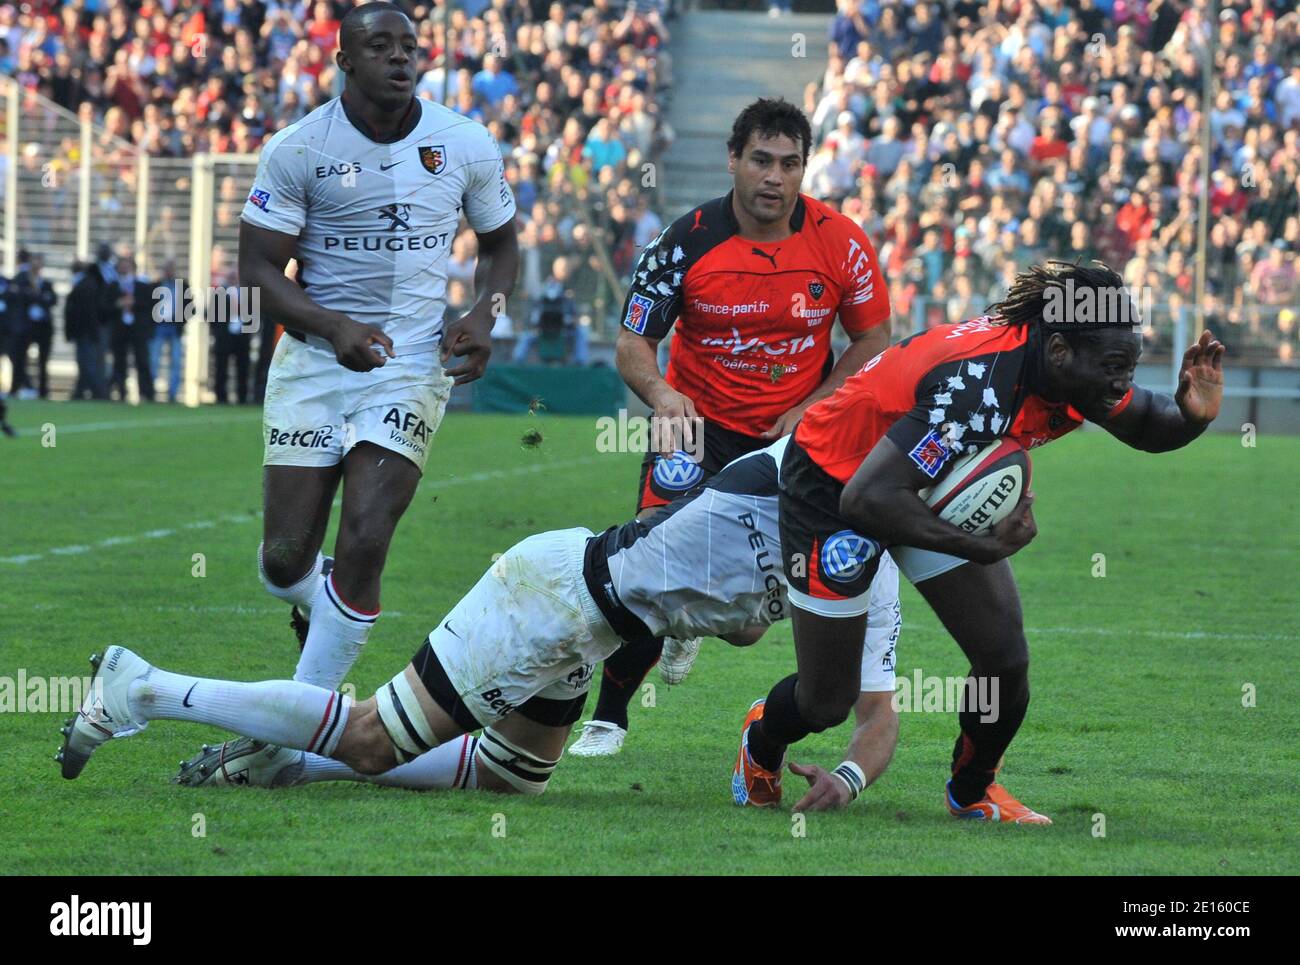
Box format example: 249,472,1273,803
380,160,403,171
443,621,462,640
183,683,197,707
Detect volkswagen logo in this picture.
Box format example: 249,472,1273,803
821,530,879,583
652,450,705,492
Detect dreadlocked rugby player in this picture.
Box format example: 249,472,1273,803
57,440,904,803
731,260,1225,822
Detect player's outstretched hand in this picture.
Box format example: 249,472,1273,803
979,490,1037,563
761,401,809,440
331,317,395,372
789,762,853,812
648,386,701,458
441,311,493,386
1174,329,1225,426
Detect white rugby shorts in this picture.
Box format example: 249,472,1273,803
262,335,453,473
428,528,623,728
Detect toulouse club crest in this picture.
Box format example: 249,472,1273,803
419,145,446,175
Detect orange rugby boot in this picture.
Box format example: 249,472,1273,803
732,699,783,807
946,779,1052,824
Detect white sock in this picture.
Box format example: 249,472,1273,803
259,544,325,616
372,735,479,789
297,754,360,784
290,736,479,790
294,572,378,688
128,666,350,756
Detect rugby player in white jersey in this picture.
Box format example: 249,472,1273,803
229,0,518,742
58,438,902,809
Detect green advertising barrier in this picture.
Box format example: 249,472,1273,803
472,364,626,415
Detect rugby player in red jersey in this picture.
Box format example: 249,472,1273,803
733,262,1225,819
570,98,894,757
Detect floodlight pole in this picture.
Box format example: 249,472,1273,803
3,77,17,276
443,0,454,107
1193,0,1218,340
78,113,91,263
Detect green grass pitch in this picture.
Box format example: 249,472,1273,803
1,401,1296,875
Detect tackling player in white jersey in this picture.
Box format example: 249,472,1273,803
58,438,902,808
235,2,518,724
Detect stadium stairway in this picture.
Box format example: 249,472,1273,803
660,8,830,219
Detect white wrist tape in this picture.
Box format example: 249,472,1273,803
830,760,867,801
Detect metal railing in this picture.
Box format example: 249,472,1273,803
1,78,262,403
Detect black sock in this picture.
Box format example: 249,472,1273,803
590,636,665,730
949,675,1030,807
746,674,805,772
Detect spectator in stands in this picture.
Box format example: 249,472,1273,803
66,260,109,402
805,136,854,200
830,0,869,59
8,251,56,400
150,262,187,405
986,147,1031,195
582,116,628,174
631,195,662,248
865,116,906,178
211,247,250,405
472,53,519,106
1252,239,1298,311
109,255,156,403
799,0,1300,359
512,258,588,367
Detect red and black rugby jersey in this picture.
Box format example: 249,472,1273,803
794,316,1134,485
620,191,890,437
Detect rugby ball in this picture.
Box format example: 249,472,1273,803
920,439,1030,536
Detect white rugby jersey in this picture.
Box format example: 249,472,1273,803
241,96,516,352
586,445,788,642
580,438,902,693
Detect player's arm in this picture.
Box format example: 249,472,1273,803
616,329,699,457
615,226,696,457
764,220,893,439
441,219,519,385
446,127,521,385
790,691,898,812
239,133,393,372
841,434,1036,566
238,221,393,372
840,349,1041,563
762,319,891,439
1101,330,1224,453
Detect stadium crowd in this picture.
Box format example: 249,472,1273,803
807,0,1300,361
1,0,1298,402
1,0,673,399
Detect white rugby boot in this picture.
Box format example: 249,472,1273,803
57,646,151,779
175,738,305,787
568,720,628,757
